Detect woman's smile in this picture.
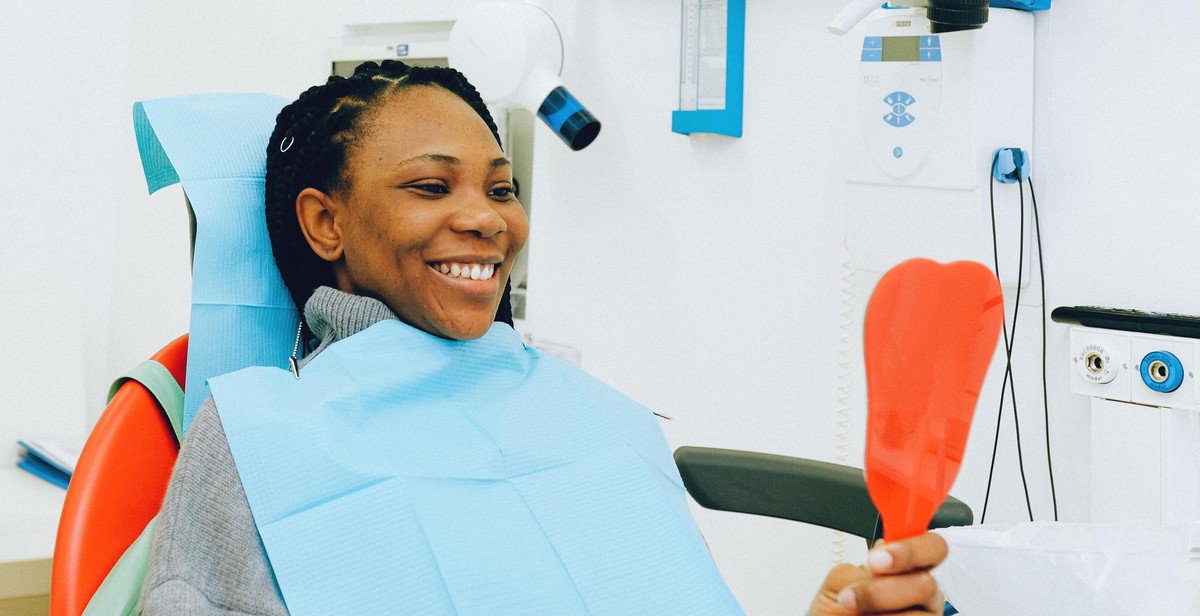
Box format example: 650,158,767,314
428,260,498,281
426,259,502,297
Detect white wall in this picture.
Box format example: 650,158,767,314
0,2,132,457
4,0,1199,614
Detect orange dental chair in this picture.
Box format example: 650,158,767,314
50,335,187,616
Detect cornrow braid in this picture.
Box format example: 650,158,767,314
264,60,513,342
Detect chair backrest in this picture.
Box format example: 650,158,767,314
50,335,187,616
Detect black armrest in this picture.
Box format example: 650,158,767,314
674,446,973,543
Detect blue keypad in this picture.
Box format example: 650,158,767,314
919,35,941,62
882,91,916,127
884,92,916,107
861,36,883,61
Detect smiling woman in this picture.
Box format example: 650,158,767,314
136,60,947,616
138,61,747,616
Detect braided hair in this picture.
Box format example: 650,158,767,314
264,60,514,342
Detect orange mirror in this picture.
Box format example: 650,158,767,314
864,258,1003,542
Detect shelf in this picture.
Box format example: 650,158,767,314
0,468,66,600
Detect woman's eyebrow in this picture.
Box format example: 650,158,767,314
393,153,512,170
395,153,459,168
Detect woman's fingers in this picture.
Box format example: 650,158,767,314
837,570,944,614
865,533,949,575
810,534,950,615
810,563,870,614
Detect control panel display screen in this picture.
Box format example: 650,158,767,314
882,36,920,62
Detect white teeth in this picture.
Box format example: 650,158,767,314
434,262,497,280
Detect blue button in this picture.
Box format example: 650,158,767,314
920,49,942,62
861,49,882,62
883,92,916,127
863,36,883,49
893,147,904,158
920,35,940,49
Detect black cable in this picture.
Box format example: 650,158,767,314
981,153,1035,522
981,157,1004,523
1011,182,1034,521
1030,177,1059,521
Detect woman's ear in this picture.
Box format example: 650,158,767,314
296,187,345,263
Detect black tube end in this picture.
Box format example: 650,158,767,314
538,86,601,151
927,1,989,33
563,113,600,151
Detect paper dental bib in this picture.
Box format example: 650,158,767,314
211,320,742,616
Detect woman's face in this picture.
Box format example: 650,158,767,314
307,85,529,340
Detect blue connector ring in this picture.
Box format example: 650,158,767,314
1140,350,1185,393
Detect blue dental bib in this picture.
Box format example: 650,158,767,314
211,320,743,615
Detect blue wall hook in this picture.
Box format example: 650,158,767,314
993,147,1030,183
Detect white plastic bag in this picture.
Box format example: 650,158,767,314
933,521,1200,616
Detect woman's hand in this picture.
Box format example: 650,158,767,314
808,532,948,615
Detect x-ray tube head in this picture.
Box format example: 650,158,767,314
449,1,601,150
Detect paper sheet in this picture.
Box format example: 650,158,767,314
213,320,743,616
935,521,1200,615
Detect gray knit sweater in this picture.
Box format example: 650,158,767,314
138,287,398,615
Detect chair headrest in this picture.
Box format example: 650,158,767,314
133,93,297,433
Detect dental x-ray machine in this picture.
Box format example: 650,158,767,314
449,1,600,151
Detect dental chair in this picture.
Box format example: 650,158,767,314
50,335,187,616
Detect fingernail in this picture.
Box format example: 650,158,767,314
837,588,857,611
867,548,893,571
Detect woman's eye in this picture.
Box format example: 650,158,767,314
405,183,449,195
489,186,515,199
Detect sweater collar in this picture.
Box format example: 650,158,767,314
302,286,398,359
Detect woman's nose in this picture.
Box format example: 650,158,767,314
450,194,509,238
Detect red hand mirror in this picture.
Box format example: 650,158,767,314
864,258,1004,542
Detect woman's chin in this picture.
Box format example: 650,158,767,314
424,311,498,341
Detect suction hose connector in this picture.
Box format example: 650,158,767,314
1140,350,1185,393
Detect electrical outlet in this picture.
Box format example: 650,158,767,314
1130,333,1199,411
1069,327,1132,401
